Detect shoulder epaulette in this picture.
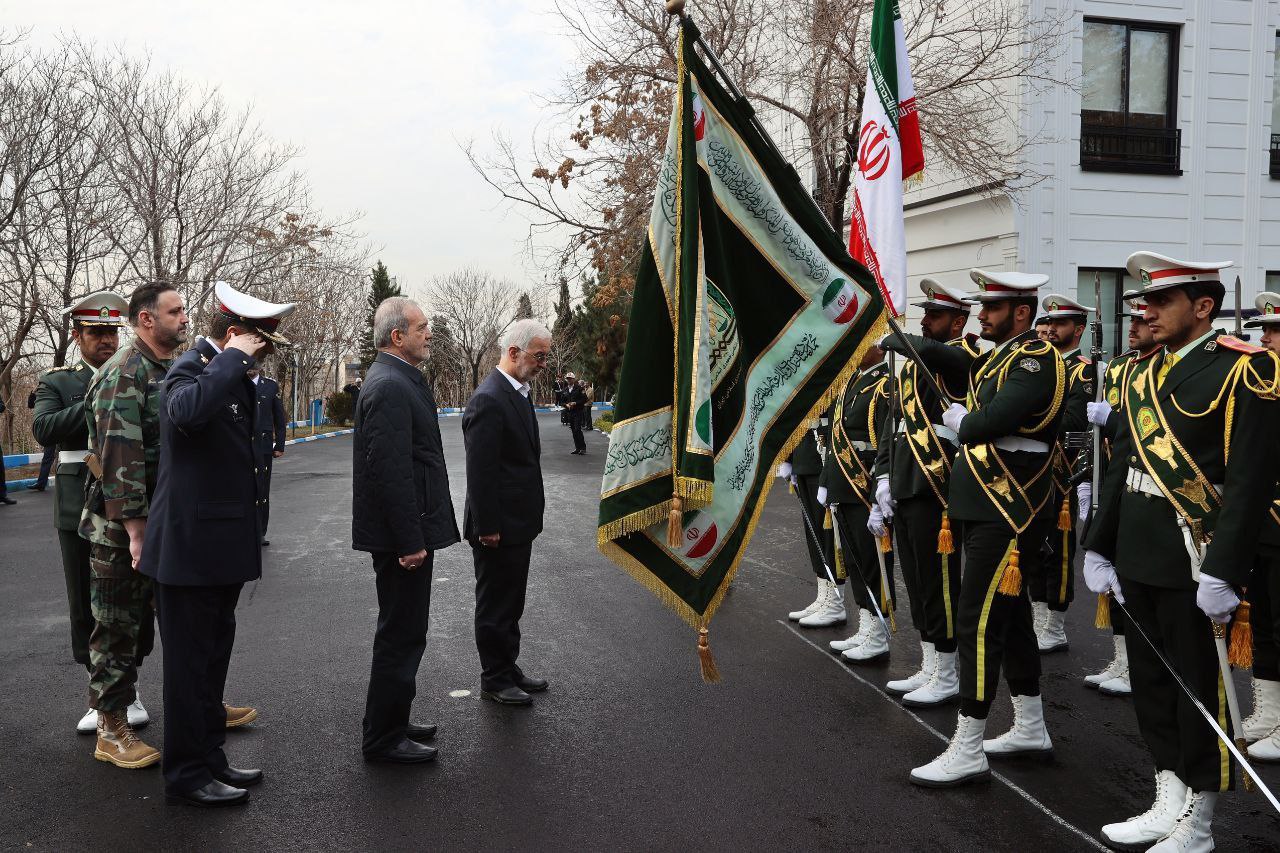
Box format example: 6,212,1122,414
1216,335,1264,355
46,364,75,374
1014,339,1054,357
949,334,982,358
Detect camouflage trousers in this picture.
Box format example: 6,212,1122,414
88,543,155,713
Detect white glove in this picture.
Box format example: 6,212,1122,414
1087,400,1113,428
1083,550,1124,603
1076,483,1092,522
867,506,888,537
776,462,793,479
942,402,967,435
816,486,828,507
874,476,895,520
1196,573,1240,625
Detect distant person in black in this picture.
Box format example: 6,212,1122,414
0,394,13,505
555,376,569,426
26,390,55,491
563,371,588,455
248,369,287,546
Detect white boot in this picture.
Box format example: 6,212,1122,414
902,650,959,707
842,614,888,662
1032,601,1049,637
983,694,1053,756
887,641,935,694
127,690,150,729
1241,678,1280,743
1099,667,1132,696
788,578,827,621
829,609,871,651
909,714,990,787
1037,610,1068,653
799,581,847,627
1147,791,1217,853
76,708,99,735
1100,769,1189,849
1085,636,1127,688
1248,726,1280,762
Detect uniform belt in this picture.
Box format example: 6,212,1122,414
992,436,1050,454
58,450,90,464
1127,467,1223,582
1126,468,1223,500
851,440,873,452
896,421,959,444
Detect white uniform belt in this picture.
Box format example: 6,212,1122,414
851,440,873,452
993,436,1050,454
896,421,959,444
1126,468,1223,500
58,450,90,464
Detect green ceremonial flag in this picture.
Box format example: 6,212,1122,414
596,19,888,665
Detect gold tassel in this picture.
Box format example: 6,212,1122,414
667,494,683,549
997,544,1022,597
787,479,795,495
834,542,847,582
823,506,833,529
1095,593,1112,630
937,512,955,555
1228,601,1253,670
697,627,721,683
878,530,892,554
1058,496,1072,532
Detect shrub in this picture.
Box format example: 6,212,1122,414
595,410,616,434
325,390,354,425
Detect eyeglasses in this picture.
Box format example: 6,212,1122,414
520,348,549,363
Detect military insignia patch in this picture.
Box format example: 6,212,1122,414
1019,358,1040,373
1140,270,1152,285
1136,406,1159,440
1107,387,1120,406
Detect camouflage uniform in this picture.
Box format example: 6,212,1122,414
79,337,170,713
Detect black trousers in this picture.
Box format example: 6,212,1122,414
831,502,893,612
0,440,7,497
895,496,962,653
36,446,55,487
155,582,242,795
1251,548,1280,680
793,475,836,583
569,410,587,452
362,551,434,756
1105,596,1127,637
956,518,1048,718
1119,576,1234,793
257,457,272,537
1028,488,1076,612
473,541,533,691
57,530,93,668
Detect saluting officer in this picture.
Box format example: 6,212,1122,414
819,344,894,660
247,368,286,546
1083,253,1280,850
1240,290,1280,762
1033,293,1095,654
911,269,1065,788
871,279,979,706
139,281,293,807
32,292,129,733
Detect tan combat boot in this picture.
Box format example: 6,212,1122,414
94,711,160,769
224,702,258,729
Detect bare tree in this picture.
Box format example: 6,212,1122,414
424,268,520,396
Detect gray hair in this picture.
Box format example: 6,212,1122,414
500,318,552,352
373,297,422,348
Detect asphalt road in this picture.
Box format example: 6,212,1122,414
1,413,1277,851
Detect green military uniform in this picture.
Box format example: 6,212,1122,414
80,336,170,714
820,364,893,614
789,428,835,583
32,360,98,667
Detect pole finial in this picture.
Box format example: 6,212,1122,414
665,0,686,16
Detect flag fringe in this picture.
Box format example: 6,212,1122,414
1228,601,1253,670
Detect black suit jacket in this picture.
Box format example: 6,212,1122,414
351,352,460,556
140,337,263,586
462,368,544,545
252,375,286,457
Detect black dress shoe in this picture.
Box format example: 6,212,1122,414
364,738,437,764
260,539,270,547
167,780,250,807
406,723,437,742
514,674,548,693
214,767,263,787
481,686,533,706
0,497,16,505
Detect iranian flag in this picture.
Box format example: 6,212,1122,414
848,0,924,318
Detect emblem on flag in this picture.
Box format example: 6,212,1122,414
821,278,860,324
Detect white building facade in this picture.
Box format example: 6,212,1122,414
903,0,1280,354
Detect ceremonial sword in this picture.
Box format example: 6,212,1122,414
829,508,893,641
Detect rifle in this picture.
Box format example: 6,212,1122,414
1235,275,1244,340
1090,271,1103,511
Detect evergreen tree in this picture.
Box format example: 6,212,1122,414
359,261,403,369
573,277,627,398
515,292,535,321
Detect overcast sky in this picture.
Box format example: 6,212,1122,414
12,0,577,299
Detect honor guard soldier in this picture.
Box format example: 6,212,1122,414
32,291,132,733
819,344,895,660
911,269,1065,788
79,282,189,769
138,281,291,807
871,279,979,705
1241,290,1280,762
1080,291,1159,697
1034,293,1095,654
247,368,286,546
1083,253,1280,850
780,418,844,626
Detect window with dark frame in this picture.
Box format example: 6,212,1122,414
1081,19,1181,175
1271,33,1280,179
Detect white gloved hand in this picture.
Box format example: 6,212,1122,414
1087,400,1113,428
816,486,828,507
776,462,793,479
867,506,888,537
1196,573,1240,625
1076,483,1092,522
942,402,968,435
874,476,895,520
1083,550,1124,603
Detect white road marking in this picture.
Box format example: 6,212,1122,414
780,621,1107,852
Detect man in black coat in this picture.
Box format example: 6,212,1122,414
139,280,293,807
463,319,551,705
249,370,286,545
0,395,13,505
352,297,459,764
563,371,589,454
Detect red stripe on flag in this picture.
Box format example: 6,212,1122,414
849,186,894,314
898,97,924,179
